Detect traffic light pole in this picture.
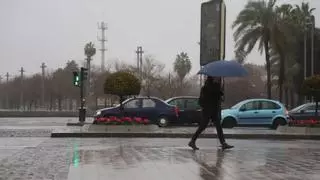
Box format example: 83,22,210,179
79,67,88,123
79,76,86,123
73,67,88,123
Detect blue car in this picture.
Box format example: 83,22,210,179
221,99,289,129
93,97,179,127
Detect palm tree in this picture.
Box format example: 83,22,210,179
271,4,295,102
84,42,96,96
232,0,277,99
269,2,315,105
290,2,315,104
173,52,192,84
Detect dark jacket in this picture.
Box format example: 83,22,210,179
199,81,224,110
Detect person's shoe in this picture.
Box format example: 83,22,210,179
188,141,199,150
221,143,234,150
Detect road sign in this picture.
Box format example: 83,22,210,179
200,0,226,66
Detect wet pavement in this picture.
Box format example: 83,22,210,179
0,138,320,180
0,118,276,138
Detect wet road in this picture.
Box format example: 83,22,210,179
1,138,320,180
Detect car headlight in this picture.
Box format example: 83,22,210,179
95,111,101,116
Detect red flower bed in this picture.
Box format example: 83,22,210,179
95,116,150,125
289,119,320,126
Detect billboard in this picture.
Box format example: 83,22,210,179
200,0,226,66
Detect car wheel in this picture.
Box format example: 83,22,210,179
222,117,237,129
158,116,169,127
271,118,287,129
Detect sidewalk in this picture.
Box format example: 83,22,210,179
51,124,320,140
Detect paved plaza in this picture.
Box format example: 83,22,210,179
1,118,320,179
1,138,320,180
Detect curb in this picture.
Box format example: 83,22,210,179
66,122,92,126
50,132,320,140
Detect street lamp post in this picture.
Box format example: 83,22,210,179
304,26,307,103
311,15,315,76
304,16,315,103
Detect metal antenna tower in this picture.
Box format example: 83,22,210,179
5,72,9,108
19,67,25,110
97,22,107,72
135,46,144,79
40,63,47,107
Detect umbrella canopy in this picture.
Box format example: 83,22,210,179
197,60,248,77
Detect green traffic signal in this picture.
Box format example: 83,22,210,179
73,71,80,87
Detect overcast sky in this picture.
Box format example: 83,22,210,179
0,0,319,78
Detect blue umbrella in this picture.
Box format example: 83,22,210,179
197,60,248,77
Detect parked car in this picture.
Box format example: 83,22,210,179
221,99,289,129
165,96,202,124
289,103,320,121
93,97,179,127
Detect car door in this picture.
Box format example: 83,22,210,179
167,98,187,123
293,104,317,120
184,98,202,124
258,101,282,125
140,98,158,121
123,99,141,118
237,101,260,125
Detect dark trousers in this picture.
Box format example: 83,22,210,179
191,108,225,145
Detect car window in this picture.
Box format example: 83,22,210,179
304,105,316,111
142,99,156,108
260,101,281,110
241,101,259,111
185,99,201,109
167,99,185,109
290,104,307,112
124,99,140,109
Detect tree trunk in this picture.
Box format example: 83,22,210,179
58,96,62,111
298,96,303,106
284,87,289,108
290,89,295,109
315,101,319,120
278,56,285,102
95,96,98,110
49,94,53,111
264,40,272,99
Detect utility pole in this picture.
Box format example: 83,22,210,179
97,22,107,72
19,67,25,110
5,72,9,109
40,63,47,108
135,46,144,79
0,76,1,108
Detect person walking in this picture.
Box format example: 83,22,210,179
188,76,233,150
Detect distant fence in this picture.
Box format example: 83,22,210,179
0,110,94,117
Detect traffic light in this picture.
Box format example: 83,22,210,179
73,71,80,87
80,67,88,81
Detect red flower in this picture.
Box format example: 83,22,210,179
116,118,123,123
109,116,117,122
122,117,133,122
143,119,150,124
96,118,104,122
134,117,142,123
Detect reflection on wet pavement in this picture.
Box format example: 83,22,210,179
1,138,320,180
66,139,320,180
